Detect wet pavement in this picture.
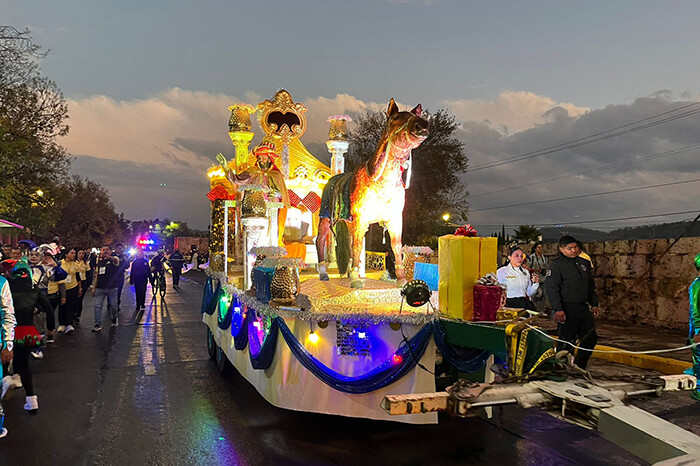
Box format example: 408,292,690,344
0,271,696,465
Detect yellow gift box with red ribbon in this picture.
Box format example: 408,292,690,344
438,235,498,320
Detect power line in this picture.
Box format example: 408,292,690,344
411,100,700,184
466,102,700,172
469,144,700,199
472,210,698,228
470,177,700,212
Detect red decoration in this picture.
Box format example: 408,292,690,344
302,191,322,212
288,190,302,207
454,224,477,237
206,185,234,201
473,285,503,322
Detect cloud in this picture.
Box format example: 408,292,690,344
444,91,589,135
459,94,700,232
63,88,699,231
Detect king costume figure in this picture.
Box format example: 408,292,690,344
689,252,700,401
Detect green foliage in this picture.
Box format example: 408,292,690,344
513,225,542,243
348,108,469,245
52,176,124,247
0,27,70,234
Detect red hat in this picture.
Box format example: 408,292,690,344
252,140,278,159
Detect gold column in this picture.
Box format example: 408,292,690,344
228,104,255,172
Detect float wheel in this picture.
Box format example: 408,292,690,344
207,328,217,361
215,345,233,375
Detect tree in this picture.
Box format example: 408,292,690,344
0,26,70,234
52,176,123,247
348,108,469,245
513,225,542,243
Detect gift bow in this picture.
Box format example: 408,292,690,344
454,224,477,237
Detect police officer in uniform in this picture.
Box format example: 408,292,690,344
545,235,600,369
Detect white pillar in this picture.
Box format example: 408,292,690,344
281,143,290,179
326,140,349,176
242,217,269,290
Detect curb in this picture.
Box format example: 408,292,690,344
592,344,692,375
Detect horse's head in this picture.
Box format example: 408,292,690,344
383,99,429,153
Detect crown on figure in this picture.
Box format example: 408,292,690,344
251,139,279,160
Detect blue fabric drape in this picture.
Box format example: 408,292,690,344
278,318,433,394
217,295,233,330
201,277,213,314
200,283,495,394
234,305,249,351
431,321,491,373
248,315,279,370
203,281,221,316
230,296,245,338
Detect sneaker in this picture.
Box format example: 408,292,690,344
23,395,38,411
65,325,75,334
12,374,22,389
0,427,6,438
92,324,102,333
1,376,16,399
46,333,55,343
57,325,66,333
30,348,44,360
111,317,119,328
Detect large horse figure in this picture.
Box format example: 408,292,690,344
316,99,429,288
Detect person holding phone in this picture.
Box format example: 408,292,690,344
497,245,539,311
91,245,120,332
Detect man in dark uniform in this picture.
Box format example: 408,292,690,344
168,249,184,290
545,235,600,369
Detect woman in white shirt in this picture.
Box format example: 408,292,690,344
497,245,539,311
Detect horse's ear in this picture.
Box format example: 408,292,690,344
410,104,422,117
387,99,399,117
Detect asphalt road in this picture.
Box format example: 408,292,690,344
0,270,694,466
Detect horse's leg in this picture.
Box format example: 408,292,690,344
386,218,407,286
349,222,368,289
316,218,331,281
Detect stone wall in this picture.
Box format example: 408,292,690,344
503,237,700,330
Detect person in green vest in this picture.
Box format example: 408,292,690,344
689,252,700,401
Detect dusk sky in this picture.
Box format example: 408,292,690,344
5,0,700,233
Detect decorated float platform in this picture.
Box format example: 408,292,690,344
201,90,555,424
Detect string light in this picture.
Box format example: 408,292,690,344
392,354,403,365
308,331,320,344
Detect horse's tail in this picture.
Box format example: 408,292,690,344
335,221,351,276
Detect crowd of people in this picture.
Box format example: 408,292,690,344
0,239,199,438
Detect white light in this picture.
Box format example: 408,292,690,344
357,332,366,339
128,248,136,256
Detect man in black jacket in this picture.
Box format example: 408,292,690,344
545,235,600,369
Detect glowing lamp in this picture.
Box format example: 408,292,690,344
357,332,367,340
442,213,451,222
392,354,403,365
307,331,320,344
401,280,432,307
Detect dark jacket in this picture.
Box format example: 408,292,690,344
169,252,184,271
8,274,53,326
130,258,150,284
544,253,599,312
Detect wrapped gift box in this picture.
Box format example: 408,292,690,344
253,267,275,304
438,236,497,320
473,285,504,322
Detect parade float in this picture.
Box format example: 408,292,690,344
200,90,584,424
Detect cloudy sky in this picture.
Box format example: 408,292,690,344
4,0,700,233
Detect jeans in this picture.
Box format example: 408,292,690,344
93,287,119,326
